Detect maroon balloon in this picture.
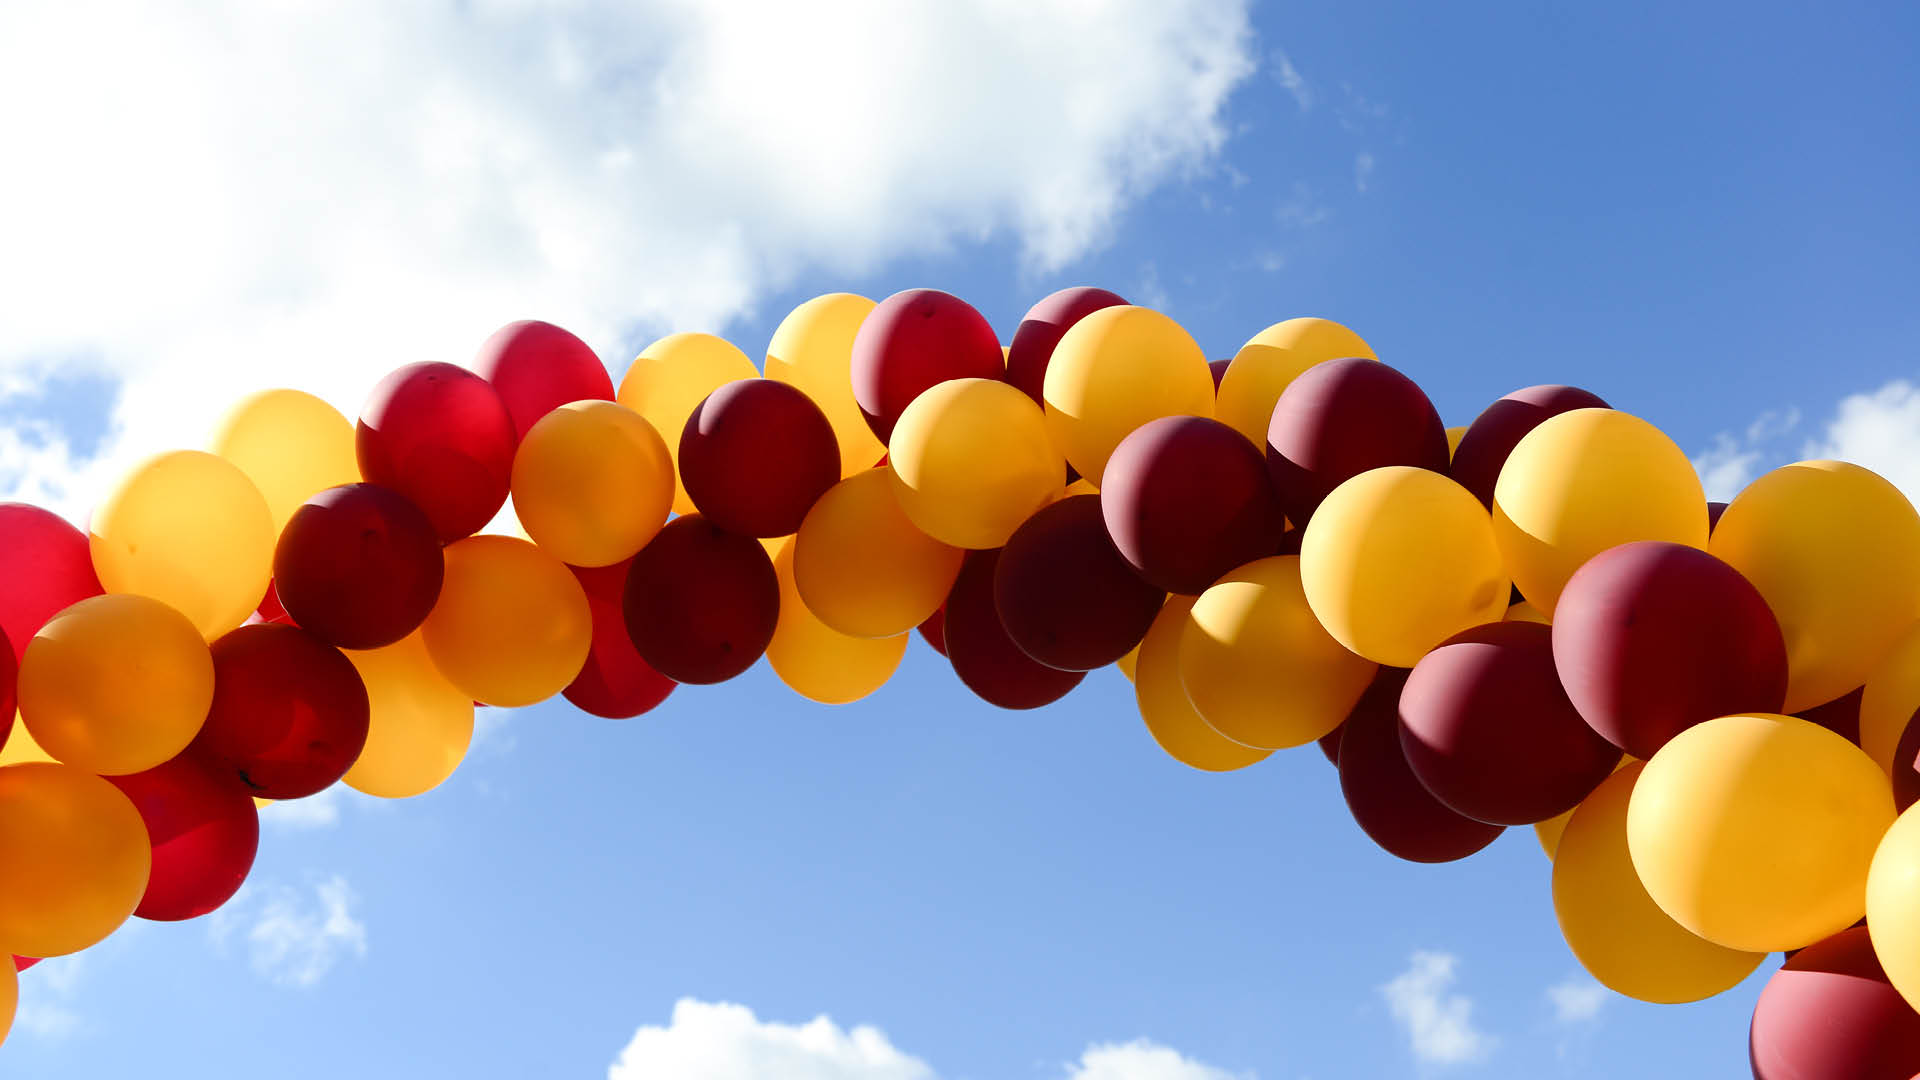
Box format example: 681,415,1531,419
1003,286,1127,405
0,503,102,665
1751,927,1920,1080
10,956,35,972
1102,416,1288,595
1317,721,1344,766
1274,527,1304,558
1267,358,1450,525
356,361,517,541
563,560,676,719
273,484,445,650
106,754,259,922
1708,500,1729,533
945,549,1084,709
849,289,1004,442
471,319,616,439
191,623,371,800
1208,358,1231,391
1339,667,1504,862
918,608,948,657
679,380,841,538
0,625,13,755
1891,711,1920,812
249,579,297,627
623,515,779,685
1553,541,1788,759
1448,385,1610,508
1797,686,1864,745
994,495,1164,671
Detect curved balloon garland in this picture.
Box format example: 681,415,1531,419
2,288,1920,1076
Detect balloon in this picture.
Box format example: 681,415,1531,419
1751,927,1920,1079
1711,461,1920,712
1707,500,1729,532
1099,416,1288,595
1534,755,1635,857
511,401,674,566
1552,763,1765,1002
341,632,474,799
764,293,886,481
1004,287,1128,405
624,515,780,685
210,389,360,534
1505,601,1549,625
19,594,214,776
191,623,370,799
1552,541,1788,759
1266,358,1448,526
681,380,840,538
0,719,51,767
1215,317,1376,450
421,536,592,708
849,289,1004,443
1889,716,1920,812
0,633,13,755
1134,596,1271,771
563,560,676,719
993,495,1163,671
765,537,906,704
1317,723,1344,765
1869,804,1920,1012
1299,467,1510,668
251,582,296,627
470,319,616,439
1116,642,1140,682
1338,668,1505,863
1043,305,1215,486
0,504,102,666
1798,686,1863,746
1208,359,1231,392
917,608,947,657
888,379,1063,550
1179,556,1377,749
1863,623,1920,775
793,469,964,639
2,954,12,1047
1445,425,1466,459
943,550,1084,710
617,333,760,515
1492,408,1707,616
356,362,517,542
106,753,258,922
0,762,150,957
1628,714,1893,952
273,484,445,650
1448,385,1610,509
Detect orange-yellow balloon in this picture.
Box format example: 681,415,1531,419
1179,556,1377,750
90,449,276,637
1,953,13,1047
1536,754,1634,857
1710,461,1920,713
1505,601,1550,625
1867,803,1920,1013
1492,409,1706,617
1445,425,1467,459
794,468,964,639
421,536,591,708
19,594,214,776
888,379,1064,550
1214,317,1376,448
617,332,759,514
343,632,474,799
510,401,674,567
1627,713,1893,952
1137,595,1271,771
765,537,906,704
1862,622,1920,775
1116,641,1140,682
211,389,360,532
765,294,886,479
1300,467,1510,668
0,716,52,766
0,762,151,957
1043,306,1214,486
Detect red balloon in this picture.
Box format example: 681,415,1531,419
1317,721,1344,766
1267,358,1450,525
471,319,616,440
1447,385,1610,508
1101,416,1288,595
0,625,13,754
1553,541,1788,759
918,608,948,657
0,503,102,665
849,289,1004,442
1751,927,1920,1079
945,550,1084,709
1208,358,1231,391
1890,711,1920,812
356,361,517,541
1339,667,1504,862
11,956,35,972
1798,686,1864,745
623,515,779,685
1708,500,1729,533
106,753,260,922
563,560,676,719
273,484,445,650
679,380,841,538
249,580,297,627
993,495,1164,671
1003,287,1127,405
191,623,371,800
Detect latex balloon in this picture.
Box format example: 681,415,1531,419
1707,500,1728,532
471,319,616,439
849,289,1004,443
273,484,445,650
793,469,964,639
1300,467,1510,668
1134,596,1271,771
1505,601,1549,625
1338,668,1505,863
1445,425,1466,459
993,495,1163,671
421,536,592,708
1753,927,1920,1079
917,608,947,657
511,401,674,566
889,379,1063,550
1208,359,1231,392
1448,385,1610,509
356,362,517,542
1100,416,1288,595
0,762,151,957
1,954,12,1047
1711,461,1920,712
1862,623,1920,775
1004,287,1128,405
764,293,886,481
1043,305,1215,486
1869,805,1920,1013
1534,755,1635,857
0,633,13,755
341,632,474,799
191,623,370,799
1116,643,1140,681
1628,714,1893,952
943,550,1084,710
617,333,759,515
563,560,676,719
106,753,258,922
765,537,906,704
1215,317,1377,449
211,389,360,533
624,515,780,685
681,380,840,538
1266,358,1448,525
0,719,51,767
1798,687,1864,746
1492,408,1707,616
1317,723,1344,765
0,505,101,667
251,582,296,627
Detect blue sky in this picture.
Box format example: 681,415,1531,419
2,1,1918,1077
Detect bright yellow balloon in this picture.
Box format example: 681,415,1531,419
765,294,886,479
1627,713,1893,952
1710,461,1920,713
1116,642,1140,682
1445,425,1467,460
1301,467,1511,668
19,594,214,776
617,332,760,514
2,954,14,1047
1862,622,1920,775
1043,306,1214,486
1137,595,1271,771
90,449,276,638
765,537,906,704
421,536,591,708
343,632,474,799
0,762,150,958
211,389,360,533
0,715,53,766
1553,763,1765,1002
510,401,674,567
1180,556,1377,750
794,468,964,639
1867,803,1920,1013
1492,409,1706,617
1505,601,1550,625
1536,754,1634,857
888,379,1064,550
1214,317,1375,449
1060,477,1099,499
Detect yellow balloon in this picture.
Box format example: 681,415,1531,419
1061,477,1099,499
211,389,360,533
1300,467,1511,668
888,379,1064,550
90,449,276,638
1043,306,1214,486
1553,763,1766,1002
765,294,886,479
794,468,964,639
1445,424,1467,460
0,762,151,958
1627,713,1893,952
617,332,760,514
0,715,53,766
421,536,592,708
1505,600,1550,625
510,401,674,567
1867,803,1920,1013
1138,595,1272,771
765,537,907,704
1180,556,1378,750
2,954,13,1048
1710,461,1920,713
1116,641,1140,682
343,632,474,799
19,594,214,776
1536,754,1634,857
1492,409,1706,617
1214,317,1376,448
1862,622,1920,775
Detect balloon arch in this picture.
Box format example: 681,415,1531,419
1,288,1919,1076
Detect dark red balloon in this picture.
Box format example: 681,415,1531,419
918,608,948,657
191,623,371,800
1891,711,1920,812
1797,686,1863,746
1751,927,1920,1080
623,515,779,685
1317,721,1344,766
564,560,676,719
1339,667,1504,862
1208,358,1231,391
945,550,1084,709
106,754,259,922
994,495,1164,671
0,625,13,755
1708,500,1729,533
471,319,615,440
679,380,841,538
849,289,1004,442
273,484,445,650
1004,286,1127,405
249,580,297,627
0,503,101,665
1448,385,1610,508
1267,359,1450,525
356,361,517,541
10,956,35,972
1553,541,1788,759
1102,416,1288,594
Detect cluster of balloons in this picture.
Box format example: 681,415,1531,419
0,288,1918,1077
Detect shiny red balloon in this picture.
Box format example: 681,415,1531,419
1003,287,1127,405
1339,667,1504,862
1101,416,1288,594
274,484,445,650
1707,500,1729,533
250,580,297,627
563,560,676,719
945,550,1084,709
623,515,779,685
471,319,615,439
679,380,841,538
1798,686,1864,746
0,625,13,754
10,956,35,971
191,623,371,800
918,608,948,657
1208,358,1230,391
849,289,1004,442
106,753,260,922
0,503,102,665
1267,358,1450,525
994,495,1164,671
1751,927,1920,1080
356,361,517,541
1447,385,1609,508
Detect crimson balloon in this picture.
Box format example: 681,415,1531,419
849,289,1003,442
1891,714,1920,811
1339,667,1504,862
1751,927,1920,1079
1101,416,1287,594
1267,358,1450,524
1318,722,1344,766
1708,500,1729,533
1004,287,1127,405
994,495,1163,671
274,484,445,650
356,361,517,541
1208,359,1230,391
191,623,371,799
918,608,948,657
106,754,259,922
0,625,13,753
0,503,101,665
623,515,779,685
945,550,1084,709
1448,385,1610,508
564,560,676,719
250,580,296,627
679,380,841,538
471,319,616,439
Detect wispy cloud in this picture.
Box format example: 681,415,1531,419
210,876,367,988
1272,49,1314,111
1380,951,1495,1067
1137,262,1172,312
1546,975,1607,1025
1355,152,1376,193
1692,407,1802,501
1067,1040,1253,1080
11,953,86,1041
258,785,346,830
1803,378,1920,502
1276,182,1332,229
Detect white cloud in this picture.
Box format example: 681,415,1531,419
1545,975,1607,1025
258,785,346,830
210,876,368,988
1276,182,1331,229
1692,406,1802,501
10,953,87,1041
1272,50,1313,111
1380,951,1495,1067
1066,1040,1252,1080
1354,152,1376,193
1804,379,1920,503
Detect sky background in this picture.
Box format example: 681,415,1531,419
2,1,1918,1078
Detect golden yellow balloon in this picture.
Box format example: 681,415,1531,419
510,401,674,567
1300,467,1511,668
617,332,760,514
794,468,964,639
1553,763,1766,1002
1138,595,1271,771
211,389,360,533
1710,461,1920,713
343,632,475,799
1179,556,1378,750
90,449,276,638
765,294,886,479
888,379,1064,550
1492,409,1706,617
1505,600,1550,625
1862,622,1920,775
421,536,592,708
0,762,151,958
1867,803,1920,1013
765,537,907,704
1043,306,1215,487
1445,425,1467,460
1215,317,1376,448
1627,713,1893,952
0,715,53,767
19,594,214,776
1535,754,1634,857
1,954,14,1048
1116,642,1140,683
